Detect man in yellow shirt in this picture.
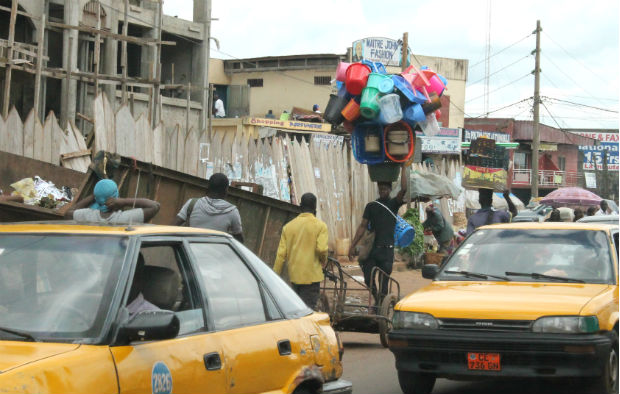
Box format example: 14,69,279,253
273,193,328,309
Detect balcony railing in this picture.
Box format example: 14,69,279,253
512,169,582,187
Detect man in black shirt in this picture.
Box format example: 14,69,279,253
349,164,407,301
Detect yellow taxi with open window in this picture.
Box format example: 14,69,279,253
0,222,351,394
389,222,618,394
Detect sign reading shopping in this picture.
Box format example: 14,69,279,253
351,37,411,67
573,131,619,171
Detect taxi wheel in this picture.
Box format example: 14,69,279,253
379,294,397,348
397,370,435,394
591,330,619,394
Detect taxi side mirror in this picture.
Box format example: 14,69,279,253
422,264,440,279
119,310,180,343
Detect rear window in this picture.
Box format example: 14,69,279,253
440,229,614,284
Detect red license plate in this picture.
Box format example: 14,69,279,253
467,352,501,371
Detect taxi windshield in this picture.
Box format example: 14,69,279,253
0,234,127,342
440,229,614,284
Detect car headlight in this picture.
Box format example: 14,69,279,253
392,311,438,330
532,316,599,333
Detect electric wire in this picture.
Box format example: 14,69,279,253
465,73,531,103
543,31,609,85
543,97,618,114
467,54,531,86
469,33,533,68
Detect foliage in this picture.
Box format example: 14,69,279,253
398,207,425,258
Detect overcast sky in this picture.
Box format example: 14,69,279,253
164,0,619,130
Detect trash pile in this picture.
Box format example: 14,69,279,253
324,60,447,182
7,176,74,209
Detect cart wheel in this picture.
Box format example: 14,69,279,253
379,294,397,348
316,293,332,316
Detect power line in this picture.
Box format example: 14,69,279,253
541,53,609,108
543,96,619,113
469,33,532,68
467,54,531,86
466,97,531,118
466,73,531,103
543,31,608,85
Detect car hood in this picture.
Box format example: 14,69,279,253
396,281,611,320
0,341,80,372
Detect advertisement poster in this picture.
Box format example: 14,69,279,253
573,132,619,171
416,128,461,155
351,37,411,66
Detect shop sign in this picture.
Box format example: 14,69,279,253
416,128,460,154
573,132,619,171
463,129,511,143
351,37,410,66
244,117,332,132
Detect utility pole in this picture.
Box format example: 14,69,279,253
401,32,412,208
531,20,542,199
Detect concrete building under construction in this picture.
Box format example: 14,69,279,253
0,0,213,132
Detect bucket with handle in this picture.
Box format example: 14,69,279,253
394,215,415,247
384,121,414,163
378,93,403,123
341,98,361,122
323,94,348,125
336,62,352,82
345,63,372,95
360,86,380,119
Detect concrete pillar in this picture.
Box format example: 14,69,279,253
61,0,79,127
194,0,210,131
102,5,118,109
141,1,160,124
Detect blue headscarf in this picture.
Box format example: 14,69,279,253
90,179,119,212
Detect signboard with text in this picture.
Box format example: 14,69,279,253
573,131,619,171
244,117,332,133
351,37,411,66
463,129,511,143
416,128,461,155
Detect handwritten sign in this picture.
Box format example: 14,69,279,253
244,117,332,133
351,37,410,66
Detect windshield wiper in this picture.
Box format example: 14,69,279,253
505,271,585,283
444,270,510,281
0,326,37,342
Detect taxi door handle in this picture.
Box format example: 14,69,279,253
203,352,222,371
277,339,292,356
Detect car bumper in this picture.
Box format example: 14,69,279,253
389,329,613,379
322,378,353,394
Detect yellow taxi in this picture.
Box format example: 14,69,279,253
0,223,352,394
389,222,618,394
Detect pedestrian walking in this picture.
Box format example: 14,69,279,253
213,94,225,118
423,205,454,253
67,179,160,224
173,173,244,242
545,208,562,222
273,193,328,309
349,164,407,301
466,189,517,235
586,206,598,216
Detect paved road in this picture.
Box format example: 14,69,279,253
340,331,602,394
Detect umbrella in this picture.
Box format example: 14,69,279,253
540,187,602,207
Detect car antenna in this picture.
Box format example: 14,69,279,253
125,169,141,232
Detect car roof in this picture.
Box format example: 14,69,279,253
478,222,618,231
577,214,620,224
0,221,229,237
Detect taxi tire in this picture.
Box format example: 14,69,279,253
379,294,397,348
590,330,619,394
397,370,435,394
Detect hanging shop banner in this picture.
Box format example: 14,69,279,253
572,131,619,171
245,117,332,133
584,172,597,189
415,128,461,155
351,37,411,66
463,129,511,143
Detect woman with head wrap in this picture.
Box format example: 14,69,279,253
65,179,160,224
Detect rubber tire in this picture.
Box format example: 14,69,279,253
589,330,619,394
379,293,397,348
397,370,436,394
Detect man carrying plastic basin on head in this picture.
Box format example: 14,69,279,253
349,163,408,303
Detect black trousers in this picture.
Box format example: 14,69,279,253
360,246,394,301
292,282,321,309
